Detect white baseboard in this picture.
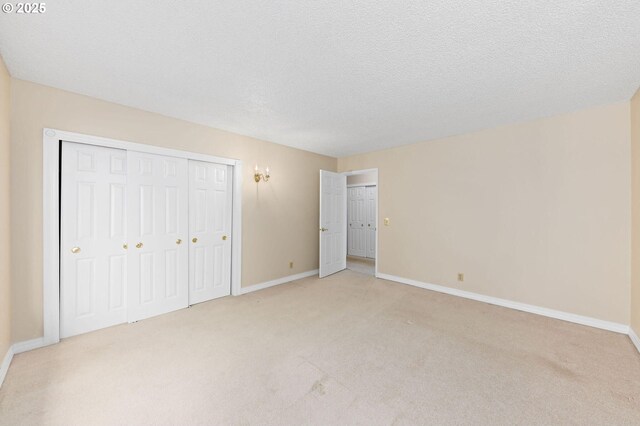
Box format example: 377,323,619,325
0,346,14,388
630,328,640,354
239,270,318,295
377,273,629,334
0,337,50,388
12,337,47,354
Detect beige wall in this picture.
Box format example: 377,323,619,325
5,76,637,342
631,87,640,333
10,79,336,342
347,171,377,186
0,57,11,357
339,102,631,324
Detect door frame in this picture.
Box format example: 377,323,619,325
342,168,378,277
347,182,376,188
43,128,243,346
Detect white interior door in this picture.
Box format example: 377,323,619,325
189,160,232,304
366,186,377,259
347,187,367,257
319,170,347,278
60,142,128,338
127,151,189,322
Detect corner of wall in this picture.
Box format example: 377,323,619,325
0,53,12,369
630,86,640,333
630,327,640,354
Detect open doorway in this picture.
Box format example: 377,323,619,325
344,169,377,276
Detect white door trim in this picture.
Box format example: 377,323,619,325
342,169,378,277
43,128,243,346
347,182,377,188
344,168,378,175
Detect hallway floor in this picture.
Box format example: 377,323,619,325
346,255,375,275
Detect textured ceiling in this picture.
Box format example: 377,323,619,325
1,1,639,157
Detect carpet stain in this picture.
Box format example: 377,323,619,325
311,377,328,395
532,355,579,380
610,390,640,405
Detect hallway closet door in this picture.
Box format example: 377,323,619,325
127,151,189,322
347,187,366,257
365,186,377,259
188,161,232,304
60,142,128,338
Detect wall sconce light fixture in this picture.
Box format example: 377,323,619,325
254,164,270,183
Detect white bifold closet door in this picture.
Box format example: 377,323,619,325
60,142,128,338
127,151,189,322
365,186,376,259
347,187,366,257
188,160,232,304
61,144,233,337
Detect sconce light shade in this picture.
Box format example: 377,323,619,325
254,164,270,183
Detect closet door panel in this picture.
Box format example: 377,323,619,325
60,142,128,338
347,188,355,256
347,186,366,257
127,151,189,322
366,186,376,259
356,187,366,255
188,161,232,304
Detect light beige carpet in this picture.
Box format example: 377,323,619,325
1,270,639,425
347,255,375,275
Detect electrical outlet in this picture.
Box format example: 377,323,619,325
289,261,294,269
384,218,390,226
458,273,464,282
